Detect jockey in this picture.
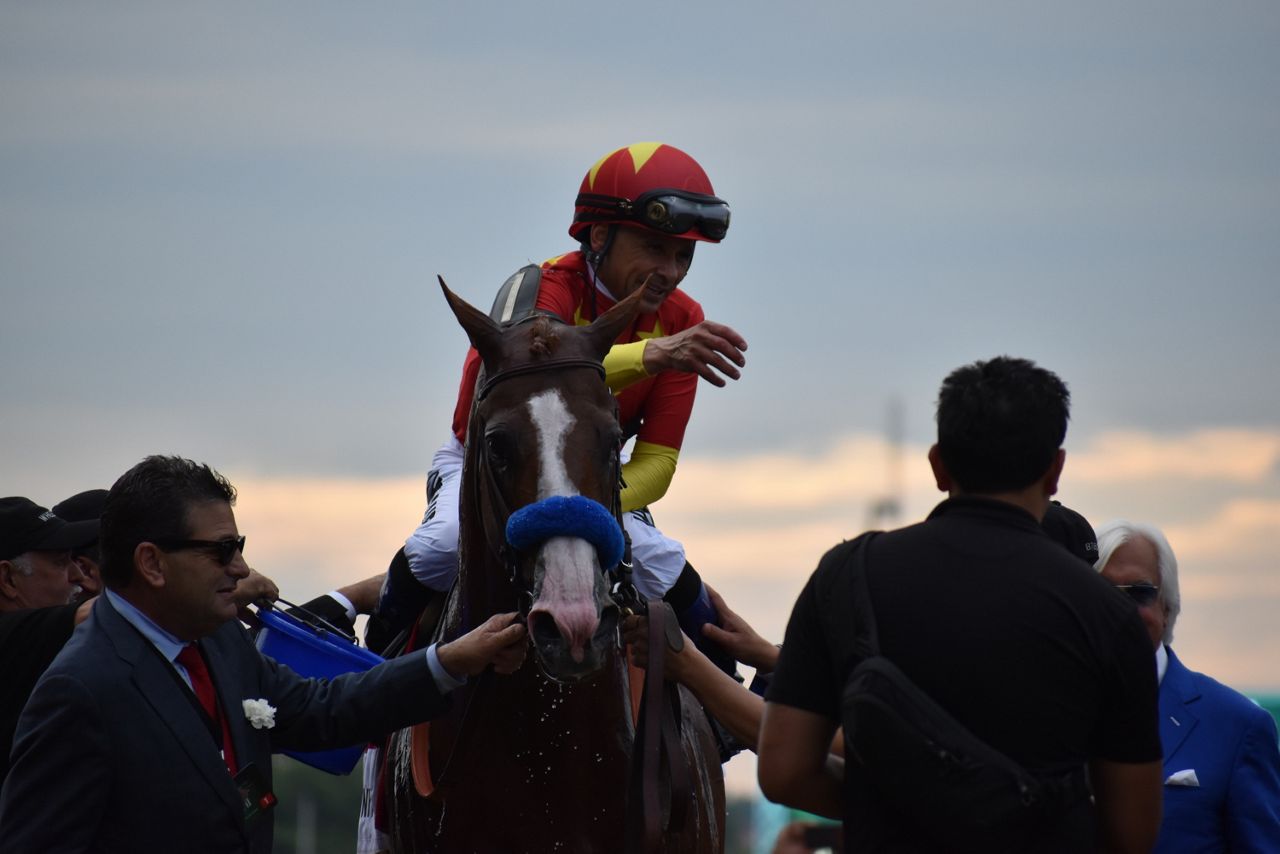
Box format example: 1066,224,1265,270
381,142,747,673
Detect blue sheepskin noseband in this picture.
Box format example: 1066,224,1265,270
505,495,625,570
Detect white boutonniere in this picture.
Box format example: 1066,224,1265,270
242,698,277,730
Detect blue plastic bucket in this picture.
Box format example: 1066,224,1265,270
254,605,384,775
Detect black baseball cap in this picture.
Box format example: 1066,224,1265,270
0,497,100,561
1042,500,1099,566
52,489,108,524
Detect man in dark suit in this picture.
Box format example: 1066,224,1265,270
0,455,527,854
1095,519,1280,852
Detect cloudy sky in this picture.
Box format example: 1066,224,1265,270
4,1,1278,794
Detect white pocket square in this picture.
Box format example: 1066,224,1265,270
1165,769,1199,787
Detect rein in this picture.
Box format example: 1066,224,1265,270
629,601,694,854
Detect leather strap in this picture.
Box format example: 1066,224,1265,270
640,600,666,850
631,600,693,852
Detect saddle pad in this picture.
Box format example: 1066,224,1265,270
410,722,434,798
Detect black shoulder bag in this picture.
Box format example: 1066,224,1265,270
818,534,1090,849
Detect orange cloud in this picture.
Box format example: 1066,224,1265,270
228,474,424,601
1068,429,1280,484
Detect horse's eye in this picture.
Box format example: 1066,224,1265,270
485,433,512,472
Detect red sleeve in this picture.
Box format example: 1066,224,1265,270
627,371,698,451
450,348,482,444
625,294,704,451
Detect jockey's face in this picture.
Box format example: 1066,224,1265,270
591,224,695,314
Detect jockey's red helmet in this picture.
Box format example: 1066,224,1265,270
570,142,730,244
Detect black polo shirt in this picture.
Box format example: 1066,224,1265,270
769,497,1160,852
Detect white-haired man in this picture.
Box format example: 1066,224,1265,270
1095,519,1280,852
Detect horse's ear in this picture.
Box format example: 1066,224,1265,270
581,286,644,362
439,276,503,362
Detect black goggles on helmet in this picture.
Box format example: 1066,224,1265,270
577,190,731,241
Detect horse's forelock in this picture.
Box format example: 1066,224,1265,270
528,316,560,359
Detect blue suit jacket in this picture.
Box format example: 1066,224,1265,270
1156,646,1280,853
0,594,451,854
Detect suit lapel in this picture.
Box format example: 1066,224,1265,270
98,597,246,822
1158,646,1201,764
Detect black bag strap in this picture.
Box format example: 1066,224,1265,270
816,532,883,678
488,264,543,325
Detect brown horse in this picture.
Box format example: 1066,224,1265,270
383,281,724,853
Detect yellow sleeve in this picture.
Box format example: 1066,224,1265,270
621,441,678,512
603,340,651,393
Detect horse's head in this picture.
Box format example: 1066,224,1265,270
441,277,644,682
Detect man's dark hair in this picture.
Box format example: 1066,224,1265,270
936,356,1070,494
99,455,236,588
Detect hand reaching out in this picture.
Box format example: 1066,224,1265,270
702,585,779,673
642,320,747,387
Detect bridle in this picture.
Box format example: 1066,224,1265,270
431,349,640,788
471,352,642,626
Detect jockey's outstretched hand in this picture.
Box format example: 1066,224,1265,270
438,611,528,677
642,319,747,387
701,586,779,674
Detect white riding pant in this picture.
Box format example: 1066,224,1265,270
404,436,686,601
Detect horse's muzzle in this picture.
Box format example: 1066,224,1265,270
528,602,619,683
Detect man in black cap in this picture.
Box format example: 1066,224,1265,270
0,496,100,781
1042,499,1099,567
52,488,109,600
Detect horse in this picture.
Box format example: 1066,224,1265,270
382,280,725,853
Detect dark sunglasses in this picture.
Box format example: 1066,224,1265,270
1114,583,1160,607
153,535,246,566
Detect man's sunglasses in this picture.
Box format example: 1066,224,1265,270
1114,583,1160,607
153,535,246,566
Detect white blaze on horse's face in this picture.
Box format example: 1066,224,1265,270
527,390,576,499
526,389,601,664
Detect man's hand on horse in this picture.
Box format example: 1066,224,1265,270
701,585,779,674
437,611,528,677
642,319,748,388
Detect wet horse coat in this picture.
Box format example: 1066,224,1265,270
385,282,724,853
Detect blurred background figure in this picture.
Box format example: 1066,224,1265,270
52,489,108,600
1095,520,1280,853
0,496,98,783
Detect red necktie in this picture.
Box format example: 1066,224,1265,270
176,644,238,775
